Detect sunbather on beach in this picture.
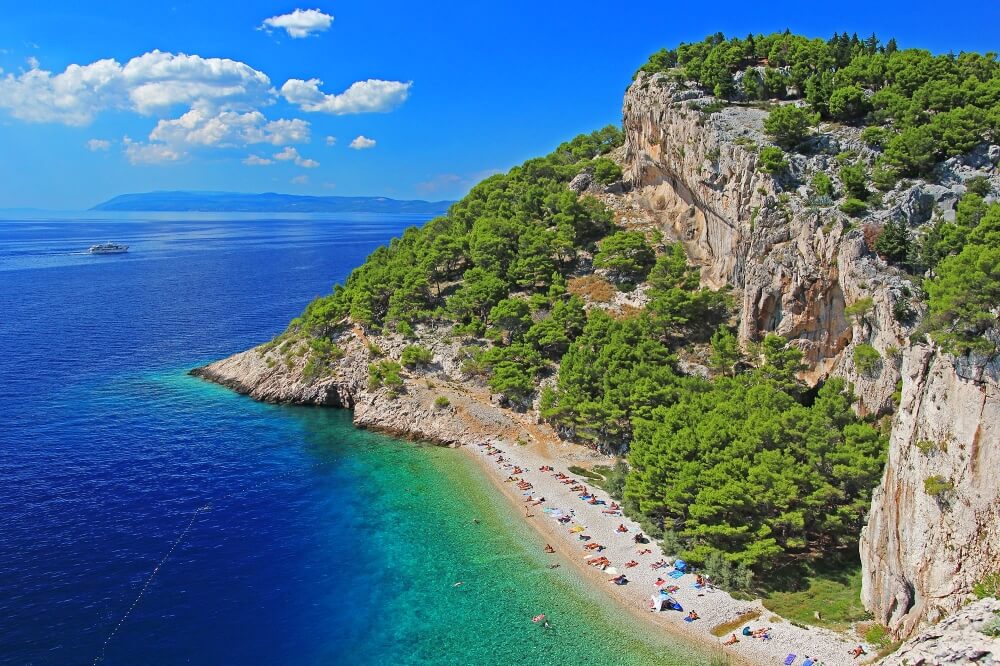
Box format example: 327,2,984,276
616,524,628,533
850,645,867,658
686,611,700,621
624,560,638,568
723,634,739,645
543,544,555,553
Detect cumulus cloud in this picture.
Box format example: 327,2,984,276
123,136,184,165
260,9,333,39
86,138,111,151
325,135,336,146
273,145,319,167
0,50,273,125
281,78,411,114
149,107,309,148
243,154,273,165
349,135,376,150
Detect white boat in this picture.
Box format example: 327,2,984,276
89,242,129,254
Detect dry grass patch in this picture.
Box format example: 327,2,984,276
710,608,762,637
568,275,616,303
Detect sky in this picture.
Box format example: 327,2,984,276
0,1,997,209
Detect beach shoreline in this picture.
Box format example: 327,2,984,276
449,435,872,666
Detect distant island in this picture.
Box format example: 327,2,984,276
91,191,454,215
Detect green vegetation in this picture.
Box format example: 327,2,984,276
434,395,451,409
594,231,656,285
757,146,789,175
400,344,434,368
924,474,955,498
853,343,882,375
759,562,867,631
368,360,404,392
636,32,1000,181
764,104,819,149
810,171,833,198
921,200,1000,354
974,572,1000,599
840,198,868,218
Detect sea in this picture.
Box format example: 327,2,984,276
0,213,711,665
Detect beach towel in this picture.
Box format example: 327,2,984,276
683,616,695,623
802,659,814,666
668,570,685,579
783,655,796,666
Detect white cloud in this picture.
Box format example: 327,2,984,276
325,135,336,146
291,174,309,185
123,136,184,165
243,154,273,165
281,78,411,114
0,50,273,125
260,9,333,39
149,106,309,148
86,138,111,151
349,135,376,150
273,145,319,167
27,56,40,70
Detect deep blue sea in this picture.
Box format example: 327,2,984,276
0,214,709,665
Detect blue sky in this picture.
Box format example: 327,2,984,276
0,0,997,209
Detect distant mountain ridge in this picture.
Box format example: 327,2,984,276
91,191,454,215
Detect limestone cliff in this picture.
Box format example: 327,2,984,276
617,72,1000,639
861,345,1000,637
620,72,916,414
880,597,1000,665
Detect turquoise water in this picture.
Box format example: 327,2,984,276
0,215,710,664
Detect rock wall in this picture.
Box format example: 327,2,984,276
861,345,1000,637
880,597,1000,665
621,72,909,414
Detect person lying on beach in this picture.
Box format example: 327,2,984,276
650,560,667,569
723,634,739,645
633,533,647,544
753,628,772,640
544,544,555,553
638,548,652,555
611,574,628,585
583,542,602,550
850,645,867,658
624,560,638,568
610,502,620,510
655,577,666,586
686,611,700,621
616,524,628,533
531,497,545,506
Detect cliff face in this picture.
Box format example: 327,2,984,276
880,597,1000,665
621,72,910,413
860,346,1000,637
619,72,1000,638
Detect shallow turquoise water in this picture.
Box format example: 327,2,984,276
0,215,712,664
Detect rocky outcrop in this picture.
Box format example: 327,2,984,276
621,72,911,413
191,325,550,449
861,344,1000,637
880,597,1000,665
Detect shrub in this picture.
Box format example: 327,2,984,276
966,176,991,197
434,395,451,409
840,198,868,217
892,298,915,325
764,104,818,149
594,231,656,284
758,146,789,175
400,345,434,368
923,475,954,498
874,218,911,263
367,341,384,357
839,163,869,200
973,572,1000,600
592,157,623,184
871,162,899,191
811,171,834,198
863,223,884,252
368,360,404,391
853,343,882,375
845,297,874,324
396,321,416,339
